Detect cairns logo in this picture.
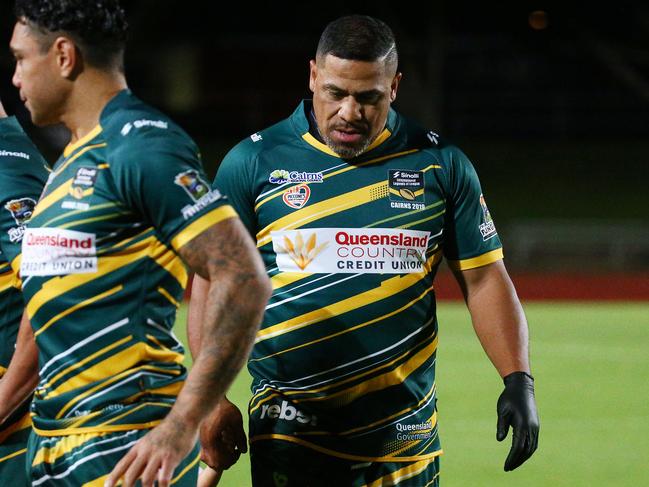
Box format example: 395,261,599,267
269,169,323,185
478,193,497,240
275,231,328,270
5,198,36,226
174,170,210,202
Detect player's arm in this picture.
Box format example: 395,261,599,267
452,260,539,471
0,311,39,424
107,217,270,487
188,275,248,474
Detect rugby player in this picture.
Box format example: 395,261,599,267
190,15,539,486
0,1,271,486
0,97,49,486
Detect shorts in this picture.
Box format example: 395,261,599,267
250,439,440,487
27,428,200,486
0,410,32,487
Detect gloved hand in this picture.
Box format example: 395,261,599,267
496,371,540,471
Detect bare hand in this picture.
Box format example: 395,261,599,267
200,397,247,471
0,98,6,118
197,466,223,487
104,416,198,487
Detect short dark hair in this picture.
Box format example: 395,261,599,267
316,15,398,72
14,0,129,70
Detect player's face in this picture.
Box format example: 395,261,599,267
10,21,65,126
310,54,401,159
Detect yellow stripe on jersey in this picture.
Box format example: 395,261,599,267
100,401,174,427
43,202,125,228
170,205,237,250
32,178,74,218
368,201,445,228
255,252,440,343
47,342,183,399
31,430,104,466
399,209,446,230
62,125,103,157
55,142,108,181
171,451,201,484
158,286,180,307
55,364,182,419
270,272,313,290
34,285,123,338
27,235,183,319
297,334,438,406
251,278,437,363
337,388,437,437
0,411,31,443
362,456,439,487
446,248,504,270
0,448,27,464
254,148,419,212
32,419,163,438
0,270,13,293
249,434,442,463
41,335,132,391
59,212,126,230
256,181,388,248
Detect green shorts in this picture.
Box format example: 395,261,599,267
250,439,440,487
27,428,200,486
0,409,32,487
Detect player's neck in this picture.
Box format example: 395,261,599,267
63,69,128,145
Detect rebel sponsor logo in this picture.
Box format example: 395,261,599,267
21,228,97,276
259,400,317,426
478,193,498,241
272,228,431,274
388,169,425,210
282,184,311,209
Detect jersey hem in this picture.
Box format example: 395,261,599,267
250,434,443,463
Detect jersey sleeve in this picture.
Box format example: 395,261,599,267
213,141,257,237
441,146,503,270
109,130,237,252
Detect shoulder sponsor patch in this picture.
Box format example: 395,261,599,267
269,169,323,184
21,228,97,276
282,184,311,209
175,169,223,220
0,149,30,160
388,169,425,210
5,197,37,243
478,193,498,240
121,119,169,136
272,228,431,274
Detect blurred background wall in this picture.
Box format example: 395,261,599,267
1,0,648,290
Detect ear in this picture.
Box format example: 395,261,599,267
390,72,402,103
308,59,317,93
52,36,78,79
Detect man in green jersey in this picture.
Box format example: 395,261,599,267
0,97,49,486
190,15,539,486
0,1,271,486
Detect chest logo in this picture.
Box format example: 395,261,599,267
388,170,425,210
269,169,323,185
282,184,311,209
69,166,98,200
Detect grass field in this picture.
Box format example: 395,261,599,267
175,302,649,486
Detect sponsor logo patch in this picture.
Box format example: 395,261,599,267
395,420,434,441
282,184,311,209
21,228,97,276
478,193,498,241
69,166,98,200
0,149,30,160
388,169,425,210
268,169,323,185
121,119,169,136
175,170,223,220
250,133,263,142
272,228,431,274
5,197,37,243
259,400,317,426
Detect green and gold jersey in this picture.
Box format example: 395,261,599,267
0,116,48,436
215,101,503,462
20,90,236,436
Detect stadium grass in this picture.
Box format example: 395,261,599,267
174,302,649,486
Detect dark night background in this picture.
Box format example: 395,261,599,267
1,0,648,272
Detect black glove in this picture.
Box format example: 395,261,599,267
496,371,540,471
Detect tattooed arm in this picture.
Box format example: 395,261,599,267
106,217,271,487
